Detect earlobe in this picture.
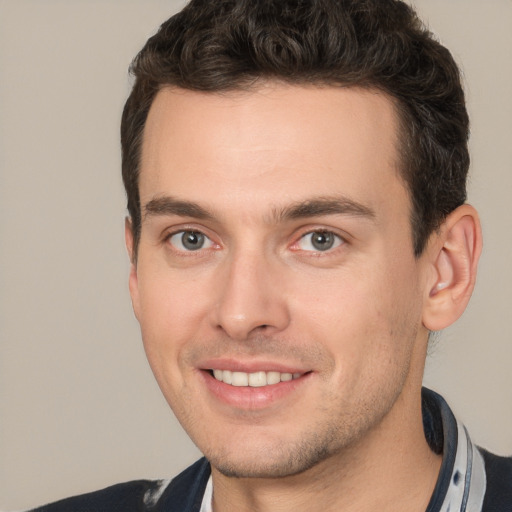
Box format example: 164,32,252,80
125,217,141,320
423,205,482,331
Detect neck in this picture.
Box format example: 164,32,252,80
211,386,442,512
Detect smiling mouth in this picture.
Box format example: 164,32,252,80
210,369,305,387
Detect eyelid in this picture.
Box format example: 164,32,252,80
163,226,220,253
290,228,347,253
170,231,213,251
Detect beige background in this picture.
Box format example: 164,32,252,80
0,1,511,510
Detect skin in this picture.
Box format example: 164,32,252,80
126,83,480,511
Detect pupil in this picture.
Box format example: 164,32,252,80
182,231,204,250
312,232,334,251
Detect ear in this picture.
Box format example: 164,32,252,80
125,217,141,321
422,204,482,331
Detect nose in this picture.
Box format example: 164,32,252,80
212,250,291,341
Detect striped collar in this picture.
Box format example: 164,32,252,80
424,388,486,512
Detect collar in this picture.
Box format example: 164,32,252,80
423,388,486,512
199,476,213,512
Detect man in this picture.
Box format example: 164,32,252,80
29,0,511,511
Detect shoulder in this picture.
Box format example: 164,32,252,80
27,458,210,512
27,479,165,512
480,448,512,511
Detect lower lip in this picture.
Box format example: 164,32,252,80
199,370,311,410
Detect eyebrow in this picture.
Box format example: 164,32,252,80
272,196,376,222
142,195,375,223
143,196,214,221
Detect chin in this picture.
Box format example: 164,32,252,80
204,434,338,479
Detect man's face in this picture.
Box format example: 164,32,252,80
128,84,431,478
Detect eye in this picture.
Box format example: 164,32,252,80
297,231,343,252
167,231,214,252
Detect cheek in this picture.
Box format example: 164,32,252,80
138,262,210,328
291,258,422,366
135,267,212,380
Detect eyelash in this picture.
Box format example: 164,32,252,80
291,230,345,255
165,230,217,253
164,228,346,256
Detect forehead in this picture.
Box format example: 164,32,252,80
140,83,408,222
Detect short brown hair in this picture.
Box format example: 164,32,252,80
121,0,469,258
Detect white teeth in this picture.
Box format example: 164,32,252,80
231,372,249,386
266,371,281,385
212,369,303,387
248,371,267,387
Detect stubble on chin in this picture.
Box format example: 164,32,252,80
204,385,403,480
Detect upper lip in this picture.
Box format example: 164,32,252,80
198,358,311,375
